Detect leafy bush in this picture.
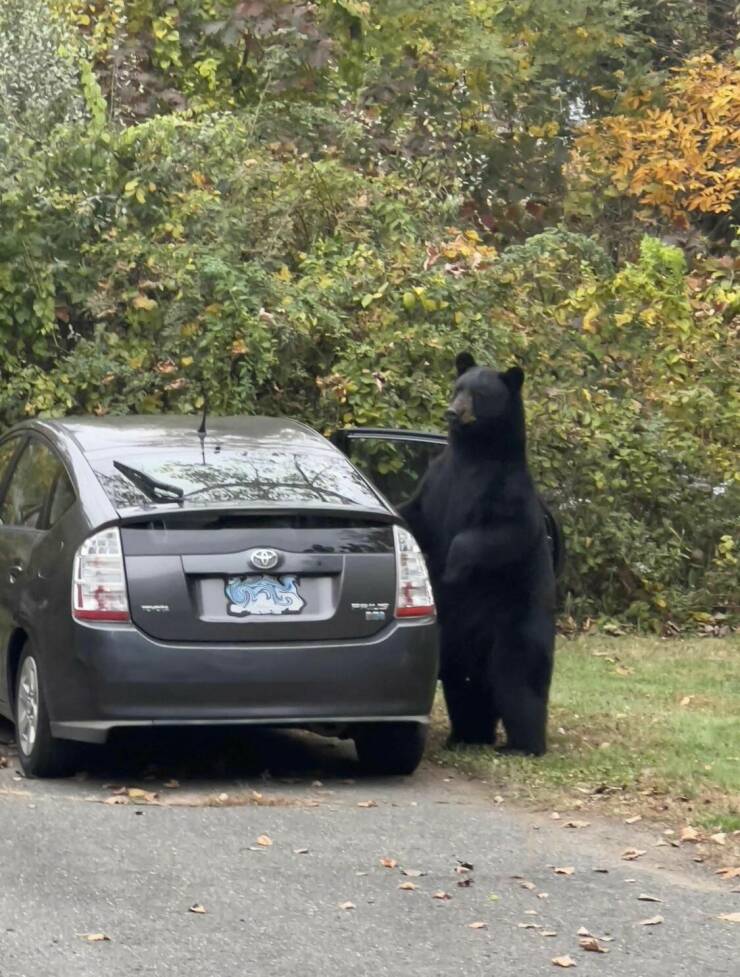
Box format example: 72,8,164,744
0,0,84,135
0,102,736,630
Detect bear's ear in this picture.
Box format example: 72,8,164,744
455,351,477,377
501,366,524,391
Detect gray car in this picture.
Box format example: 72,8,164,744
0,416,438,778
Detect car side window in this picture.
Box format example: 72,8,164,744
0,440,69,530
48,469,77,527
337,435,446,509
0,437,21,490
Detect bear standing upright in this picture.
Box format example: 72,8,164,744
399,352,556,755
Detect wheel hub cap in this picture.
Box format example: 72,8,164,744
17,657,39,756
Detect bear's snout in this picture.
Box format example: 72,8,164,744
446,392,476,426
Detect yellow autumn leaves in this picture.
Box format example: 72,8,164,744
573,55,740,222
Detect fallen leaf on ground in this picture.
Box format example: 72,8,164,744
188,904,207,914
357,800,377,808
717,913,740,923
551,812,561,820
710,833,726,846
564,820,590,829
551,955,577,967
679,696,693,706
579,936,608,953
593,868,609,874
457,878,474,888
103,796,129,806
680,825,700,843
577,927,591,937
622,848,647,861
554,867,575,876
519,922,541,929
127,788,158,804
716,866,740,880
457,859,474,870
520,880,536,890
541,930,558,937
293,848,309,855
625,815,642,824
468,921,487,929
255,834,273,847
379,857,398,869
338,901,355,911
638,894,663,902
537,893,550,899
433,891,451,901
399,881,417,891
401,868,425,877
126,787,157,804
79,933,110,942
638,915,664,926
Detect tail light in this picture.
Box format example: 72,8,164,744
72,527,130,622
394,525,435,619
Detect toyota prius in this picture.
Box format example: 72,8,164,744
0,416,438,777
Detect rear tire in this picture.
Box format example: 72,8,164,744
14,645,77,778
354,722,427,775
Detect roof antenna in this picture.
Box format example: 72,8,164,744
197,395,207,464
197,396,207,438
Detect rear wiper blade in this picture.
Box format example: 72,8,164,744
113,461,184,504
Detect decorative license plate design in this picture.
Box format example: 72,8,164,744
224,574,306,617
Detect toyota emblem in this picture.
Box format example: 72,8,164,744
250,548,280,571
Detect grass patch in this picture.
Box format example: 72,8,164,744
430,635,740,854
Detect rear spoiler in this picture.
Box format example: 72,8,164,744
113,501,399,527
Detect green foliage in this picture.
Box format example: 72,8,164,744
0,0,84,136
0,103,736,627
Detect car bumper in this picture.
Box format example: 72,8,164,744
50,619,439,744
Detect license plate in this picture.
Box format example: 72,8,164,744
224,574,305,617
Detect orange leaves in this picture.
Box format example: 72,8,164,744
573,55,740,222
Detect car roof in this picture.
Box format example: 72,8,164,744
33,415,331,457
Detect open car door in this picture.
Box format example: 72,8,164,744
330,427,564,576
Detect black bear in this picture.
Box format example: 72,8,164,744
399,352,556,755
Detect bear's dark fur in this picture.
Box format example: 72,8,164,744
399,353,556,755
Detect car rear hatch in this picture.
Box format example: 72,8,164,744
119,511,398,642
84,426,404,642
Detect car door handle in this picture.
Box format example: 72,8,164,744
9,563,24,583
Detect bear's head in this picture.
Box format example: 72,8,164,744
445,352,526,456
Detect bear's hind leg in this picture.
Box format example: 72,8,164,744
496,687,547,756
442,676,497,747
491,620,554,756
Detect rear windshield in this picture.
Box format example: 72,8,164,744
90,446,384,511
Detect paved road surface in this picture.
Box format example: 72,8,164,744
1,719,738,976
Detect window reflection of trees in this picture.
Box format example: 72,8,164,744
94,449,382,509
